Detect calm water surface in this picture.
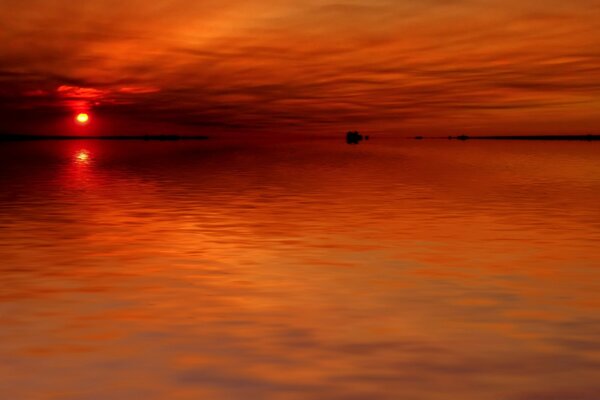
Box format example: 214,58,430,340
0,138,599,400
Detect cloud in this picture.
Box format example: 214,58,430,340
0,0,599,134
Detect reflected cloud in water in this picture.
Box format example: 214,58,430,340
0,139,599,399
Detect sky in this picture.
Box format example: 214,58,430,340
1,0,599,136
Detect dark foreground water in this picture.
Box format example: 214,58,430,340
0,138,599,400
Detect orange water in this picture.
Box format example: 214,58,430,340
1,138,599,399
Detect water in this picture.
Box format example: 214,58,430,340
1,138,599,400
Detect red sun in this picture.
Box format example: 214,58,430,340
75,113,90,124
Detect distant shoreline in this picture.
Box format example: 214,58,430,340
430,135,600,141
0,134,208,141
2,134,599,142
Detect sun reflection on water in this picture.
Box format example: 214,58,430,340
66,147,99,189
74,149,91,165
1,140,599,400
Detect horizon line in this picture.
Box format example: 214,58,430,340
0,134,209,141
415,134,600,141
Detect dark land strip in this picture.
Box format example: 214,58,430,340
419,135,600,141
0,134,208,141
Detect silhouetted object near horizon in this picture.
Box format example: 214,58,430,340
415,136,424,140
346,131,365,144
0,134,209,141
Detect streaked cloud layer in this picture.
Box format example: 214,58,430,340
1,0,599,135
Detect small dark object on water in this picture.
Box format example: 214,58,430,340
346,131,364,144
415,136,424,140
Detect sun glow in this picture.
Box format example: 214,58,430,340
76,113,89,124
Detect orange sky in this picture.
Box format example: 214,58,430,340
1,0,599,135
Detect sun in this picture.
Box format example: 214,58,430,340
76,113,89,124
